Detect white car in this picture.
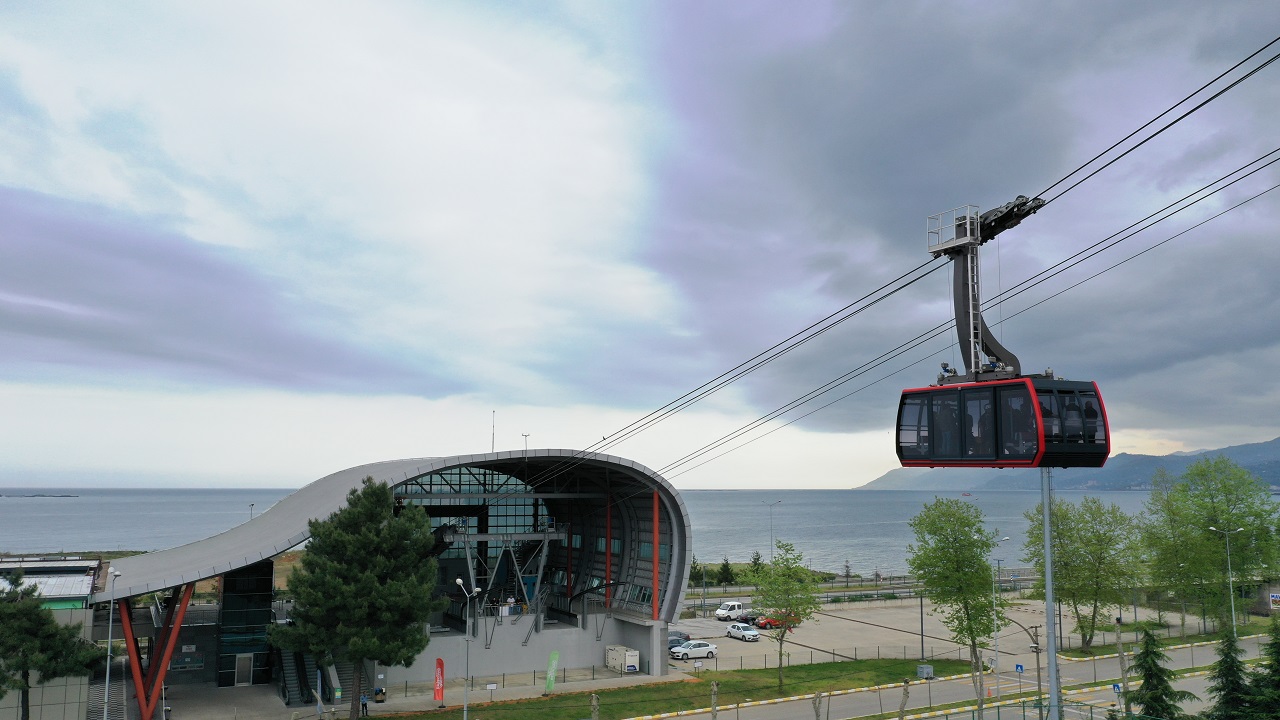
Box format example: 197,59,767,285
726,623,760,642
669,640,717,660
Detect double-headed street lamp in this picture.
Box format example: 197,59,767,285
763,500,781,560
455,578,482,720
103,568,121,720
1208,526,1245,638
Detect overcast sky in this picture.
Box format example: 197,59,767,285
1,1,1278,490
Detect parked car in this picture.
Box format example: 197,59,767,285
714,601,744,620
669,640,717,660
668,635,688,649
754,614,799,630
668,630,691,642
726,623,760,642
737,612,759,625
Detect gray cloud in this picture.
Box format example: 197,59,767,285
642,1,1280,440
0,187,460,394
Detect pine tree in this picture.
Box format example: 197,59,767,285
271,478,447,720
0,573,105,720
1246,615,1280,720
716,556,736,586
1125,628,1196,720
688,555,701,589
1206,630,1253,720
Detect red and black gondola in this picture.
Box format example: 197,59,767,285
896,376,1109,468
895,198,1110,469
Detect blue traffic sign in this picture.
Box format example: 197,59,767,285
1016,664,1024,673
1113,684,1122,694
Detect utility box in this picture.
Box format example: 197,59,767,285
605,645,639,674
917,664,934,679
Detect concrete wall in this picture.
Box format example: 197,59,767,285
373,612,668,688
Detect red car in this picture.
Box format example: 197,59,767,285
753,615,799,631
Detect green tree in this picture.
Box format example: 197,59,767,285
748,551,765,590
1023,496,1138,651
1246,616,1280,720
716,556,736,586
1125,628,1196,719
1206,630,1252,720
0,574,105,720
907,498,1003,718
271,478,447,720
688,555,701,590
1142,457,1278,628
748,540,822,689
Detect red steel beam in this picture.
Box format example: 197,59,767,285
144,587,179,689
119,583,194,720
605,496,612,609
651,491,659,621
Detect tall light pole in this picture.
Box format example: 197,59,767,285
763,500,781,560
455,578,481,720
1004,616,1044,720
249,503,255,520
103,568,121,720
1208,526,1245,638
991,536,1009,699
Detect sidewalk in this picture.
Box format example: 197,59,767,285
160,666,694,720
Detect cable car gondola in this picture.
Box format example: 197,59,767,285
894,198,1110,469
897,375,1109,468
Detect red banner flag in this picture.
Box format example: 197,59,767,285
434,658,445,702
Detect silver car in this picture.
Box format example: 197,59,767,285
669,640,717,660
726,622,760,641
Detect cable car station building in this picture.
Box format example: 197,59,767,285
90,450,692,717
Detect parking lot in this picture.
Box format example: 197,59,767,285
666,596,979,673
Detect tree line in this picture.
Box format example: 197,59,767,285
908,455,1280,720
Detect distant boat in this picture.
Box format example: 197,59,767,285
962,492,972,496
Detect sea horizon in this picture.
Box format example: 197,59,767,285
0,487,1155,575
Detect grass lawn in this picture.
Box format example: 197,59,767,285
389,658,971,720
1059,617,1272,658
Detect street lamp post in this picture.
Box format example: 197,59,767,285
702,565,707,618
456,578,482,720
991,537,1009,699
763,500,781,560
249,503,255,520
1005,616,1044,720
103,568,121,720
1208,526,1245,638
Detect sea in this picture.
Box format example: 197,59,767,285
0,487,1152,575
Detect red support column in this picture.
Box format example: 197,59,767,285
652,490,659,620
119,583,194,720
605,497,612,609
144,588,179,690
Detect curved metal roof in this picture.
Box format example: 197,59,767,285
93,449,690,605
